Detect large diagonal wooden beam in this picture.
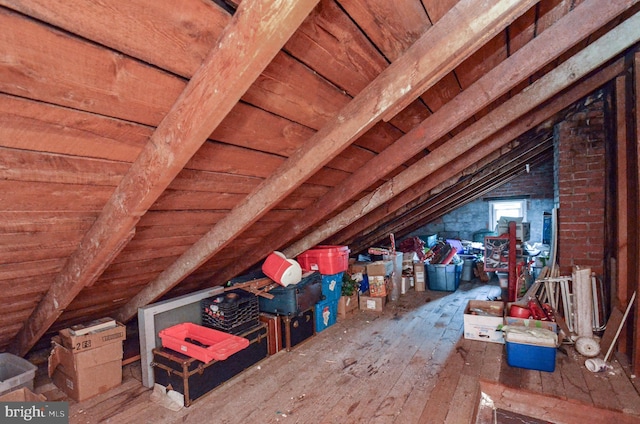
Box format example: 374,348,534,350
283,13,640,258
209,0,635,285
8,0,320,356
114,0,537,322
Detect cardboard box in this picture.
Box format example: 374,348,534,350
368,275,387,297
338,293,358,318
413,262,425,285
366,260,393,276
48,340,123,401
0,387,46,402
348,262,368,275
414,280,425,292
51,360,122,402
59,322,126,352
359,293,386,312
463,300,505,344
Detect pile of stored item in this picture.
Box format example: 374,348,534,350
463,265,632,375
147,245,350,407
48,318,126,401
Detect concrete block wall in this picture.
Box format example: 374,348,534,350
407,161,554,244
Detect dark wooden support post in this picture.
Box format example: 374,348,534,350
632,52,640,373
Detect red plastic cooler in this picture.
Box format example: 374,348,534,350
297,245,349,275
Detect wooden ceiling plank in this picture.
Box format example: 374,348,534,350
0,0,229,78
421,0,458,23
337,0,431,62
212,0,629,283
0,147,128,186
380,0,538,121
283,0,388,96
0,8,186,128
8,0,320,356
114,0,536,322
0,95,149,162
284,14,639,257
0,181,112,212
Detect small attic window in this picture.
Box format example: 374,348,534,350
488,199,526,231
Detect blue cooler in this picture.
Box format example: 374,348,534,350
504,326,558,372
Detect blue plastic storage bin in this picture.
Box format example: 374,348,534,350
314,299,337,333
426,263,462,291
321,272,343,301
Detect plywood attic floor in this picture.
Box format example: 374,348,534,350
34,278,640,424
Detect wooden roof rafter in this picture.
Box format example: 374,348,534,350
206,0,633,286
8,0,321,356
113,0,538,323
286,15,640,257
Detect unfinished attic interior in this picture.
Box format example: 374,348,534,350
3,0,640,421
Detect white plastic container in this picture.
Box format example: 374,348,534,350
0,353,37,396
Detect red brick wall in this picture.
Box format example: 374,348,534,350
556,95,606,276
485,160,554,199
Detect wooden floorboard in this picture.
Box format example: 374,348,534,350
34,279,640,424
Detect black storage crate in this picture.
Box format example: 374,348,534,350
152,323,268,406
201,289,259,335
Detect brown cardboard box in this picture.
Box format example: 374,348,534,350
0,387,46,402
348,262,368,275
413,262,426,286
338,293,358,318
48,340,123,401
359,293,386,312
59,322,126,352
366,260,393,276
368,275,388,297
51,360,122,402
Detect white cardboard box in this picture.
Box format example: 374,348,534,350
463,300,505,344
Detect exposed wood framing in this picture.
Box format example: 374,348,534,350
210,0,630,285
634,51,640,373
351,143,553,247
114,0,538,322
615,75,631,353
284,14,640,256
8,0,321,356
335,55,624,251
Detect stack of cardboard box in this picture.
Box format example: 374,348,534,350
48,318,126,401
359,260,393,312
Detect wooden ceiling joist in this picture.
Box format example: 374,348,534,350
8,0,321,356
207,0,632,286
113,0,537,322
285,15,640,257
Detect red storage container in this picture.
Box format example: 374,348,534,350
159,323,250,363
297,245,349,275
